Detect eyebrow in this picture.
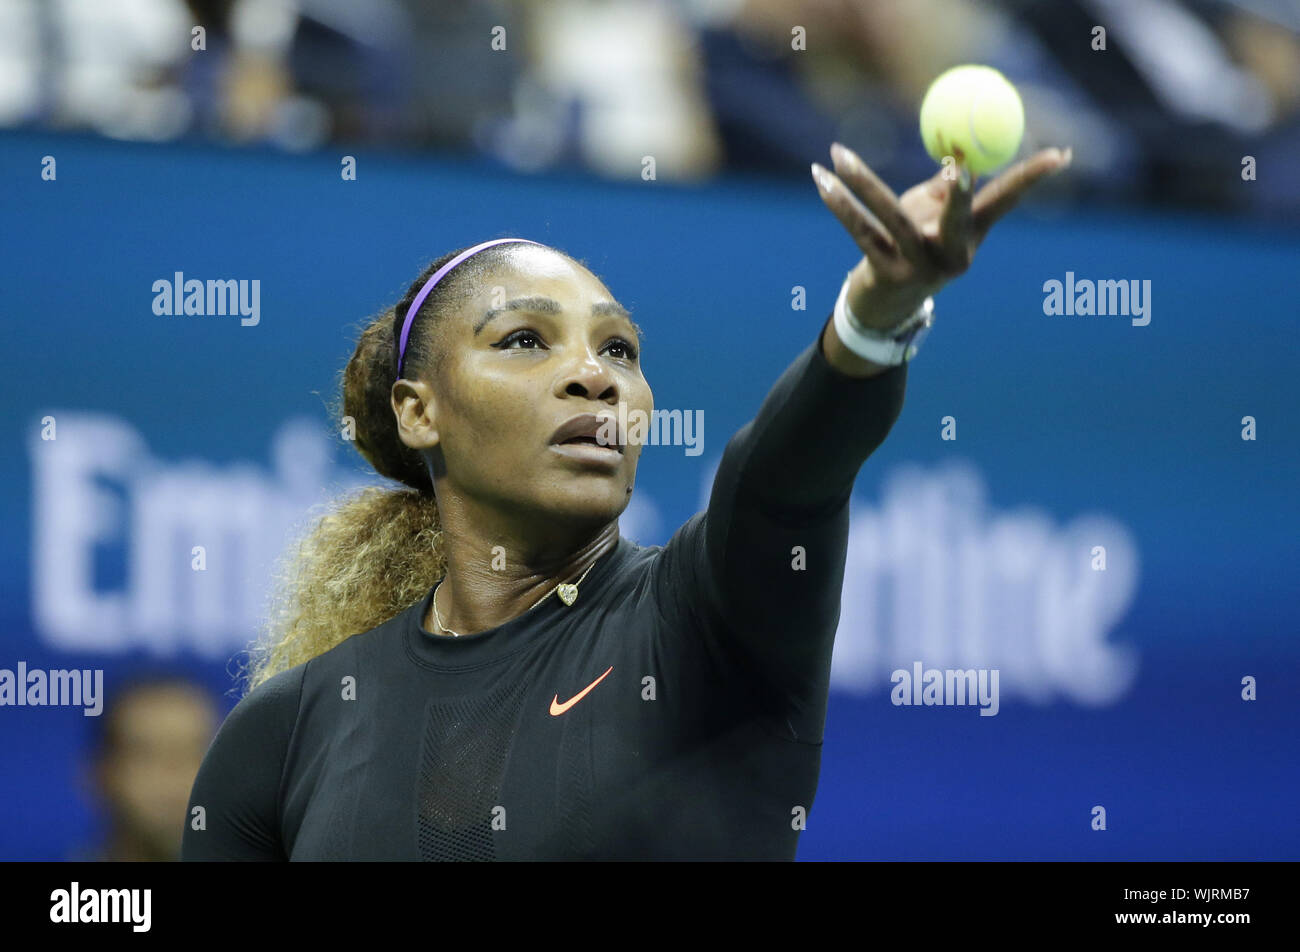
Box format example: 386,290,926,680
474,296,643,342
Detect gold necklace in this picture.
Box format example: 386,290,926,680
431,561,597,638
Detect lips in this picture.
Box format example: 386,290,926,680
549,413,623,453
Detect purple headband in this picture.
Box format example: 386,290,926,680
396,237,544,378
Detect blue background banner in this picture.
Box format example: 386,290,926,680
2,132,1296,859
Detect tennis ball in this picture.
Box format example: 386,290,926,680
919,65,1024,176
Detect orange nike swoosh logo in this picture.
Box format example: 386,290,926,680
550,665,613,716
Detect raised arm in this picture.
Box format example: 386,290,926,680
653,143,1072,743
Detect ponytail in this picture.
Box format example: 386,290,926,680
243,306,446,694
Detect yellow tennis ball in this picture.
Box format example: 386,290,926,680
919,65,1024,176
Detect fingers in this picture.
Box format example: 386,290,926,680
972,147,1072,238
828,142,925,261
811,161,903,277
937,164,973,269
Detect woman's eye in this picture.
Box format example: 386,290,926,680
606,338,639,360
495,330,544,349
493,330,637,360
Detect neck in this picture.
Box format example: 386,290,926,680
426,501,620,636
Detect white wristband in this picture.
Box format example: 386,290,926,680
832,275,933,366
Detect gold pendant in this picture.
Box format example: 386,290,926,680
557,583,578,606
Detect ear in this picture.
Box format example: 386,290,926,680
391,379,440,450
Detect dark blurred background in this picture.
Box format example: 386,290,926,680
1,0,1297,218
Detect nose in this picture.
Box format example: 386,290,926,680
554,345,619,403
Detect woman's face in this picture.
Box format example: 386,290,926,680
409,246,653,527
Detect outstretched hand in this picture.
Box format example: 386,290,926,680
812,142,1073,330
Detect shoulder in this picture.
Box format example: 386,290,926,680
185,665,305,860
189,665,304,822
289,604,418,688
218,663,305,745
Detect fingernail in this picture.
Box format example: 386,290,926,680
1062,146,1073,165
957,166,972,192
830,142,845,165
811,163,831,193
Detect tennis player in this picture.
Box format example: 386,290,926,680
183,143,1070,860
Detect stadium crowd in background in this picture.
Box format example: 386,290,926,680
74,673,218,862
0,0,1295,218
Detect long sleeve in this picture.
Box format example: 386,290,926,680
652,311,908,744
181,665,304,861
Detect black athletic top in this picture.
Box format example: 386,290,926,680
182,315,908,861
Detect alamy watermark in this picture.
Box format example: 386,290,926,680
152,272,260,326
890,661,1000,716
1042,271,1150,326
596,402,704,456
50,883,150,932
0,662,103,716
